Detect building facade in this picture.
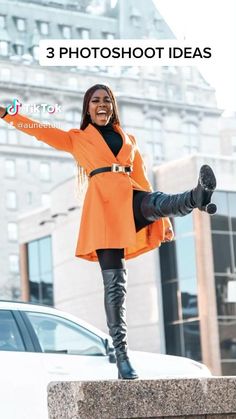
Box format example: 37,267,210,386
0,0,176,299
0,0,218,299
156,155,236,375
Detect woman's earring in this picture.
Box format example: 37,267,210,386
87,112,90,115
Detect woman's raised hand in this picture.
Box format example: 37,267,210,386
0,106,6,118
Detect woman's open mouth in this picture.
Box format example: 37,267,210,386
97,110,107,116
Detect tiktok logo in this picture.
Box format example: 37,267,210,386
6,99,22,115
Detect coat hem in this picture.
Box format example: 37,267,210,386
75,241,162,262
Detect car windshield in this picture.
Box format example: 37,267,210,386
25,311,106,356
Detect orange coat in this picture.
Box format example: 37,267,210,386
4,113,173,262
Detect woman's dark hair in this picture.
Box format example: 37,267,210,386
80,84,121,130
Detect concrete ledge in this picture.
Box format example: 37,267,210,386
48,377,236,418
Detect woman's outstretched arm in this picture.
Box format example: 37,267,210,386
0,106,74,153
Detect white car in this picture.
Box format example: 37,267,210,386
0,301,211,419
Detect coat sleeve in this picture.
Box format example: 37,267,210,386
3,112,74,153
129,134,153,192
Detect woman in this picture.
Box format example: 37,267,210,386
0,84,217,379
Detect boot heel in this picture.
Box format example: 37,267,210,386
203,202,217,215
118,372,122,379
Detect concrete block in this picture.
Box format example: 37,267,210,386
48,377,236,419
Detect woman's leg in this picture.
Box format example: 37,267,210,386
133,190,154,231
96,248,125,270
134,164,217,225
96,249,138,379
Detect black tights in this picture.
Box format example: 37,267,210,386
96,190,153,270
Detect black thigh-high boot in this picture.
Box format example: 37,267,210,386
140,164,217,221
101,268,138,379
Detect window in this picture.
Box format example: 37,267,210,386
174,213,194,236
0,128,7,144
14,17,26,32
167,84,181,101
27,236,53,305
41,194,50,207
0,311,25,352
180,280,198,320
65,109,80,123
182,67,193,81
176,236,197,279
210,191,229,232
182,122,199,154
78,28,90,39
8,129,18,144
9,254,19,273
36,21,49,35
5,159,16,178
146,118,164,163
0,15,6,29
0,40,9,56
229,192,236,232
40,162,51,181
31,46,39,60
160,240,177,282
153,15,163,33
8,223,18,241
162,280,179,322
221,361,236,376
13,44,24,56
215,276,236,316
63,108,80,129
212,234,232,274
165,321,202,361
219,318,236,361
25,312,106,356
102,32,115,39
26,191,33,205
6,191,17,210
160,213,201,362
130,10,141,28
210,191,236,376
60,25,71,38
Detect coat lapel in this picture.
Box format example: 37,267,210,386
113,124,134,165
83,123,117,162
83,123,133,165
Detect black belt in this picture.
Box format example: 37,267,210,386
89,163,133,178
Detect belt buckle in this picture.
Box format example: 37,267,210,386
112,163,124,173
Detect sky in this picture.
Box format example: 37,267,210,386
153,0,236,114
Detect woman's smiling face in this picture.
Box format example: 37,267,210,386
88,89,113,126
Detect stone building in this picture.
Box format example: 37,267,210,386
0,0,175,299
1,0,235,376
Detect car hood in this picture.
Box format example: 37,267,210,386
128,350,212,378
